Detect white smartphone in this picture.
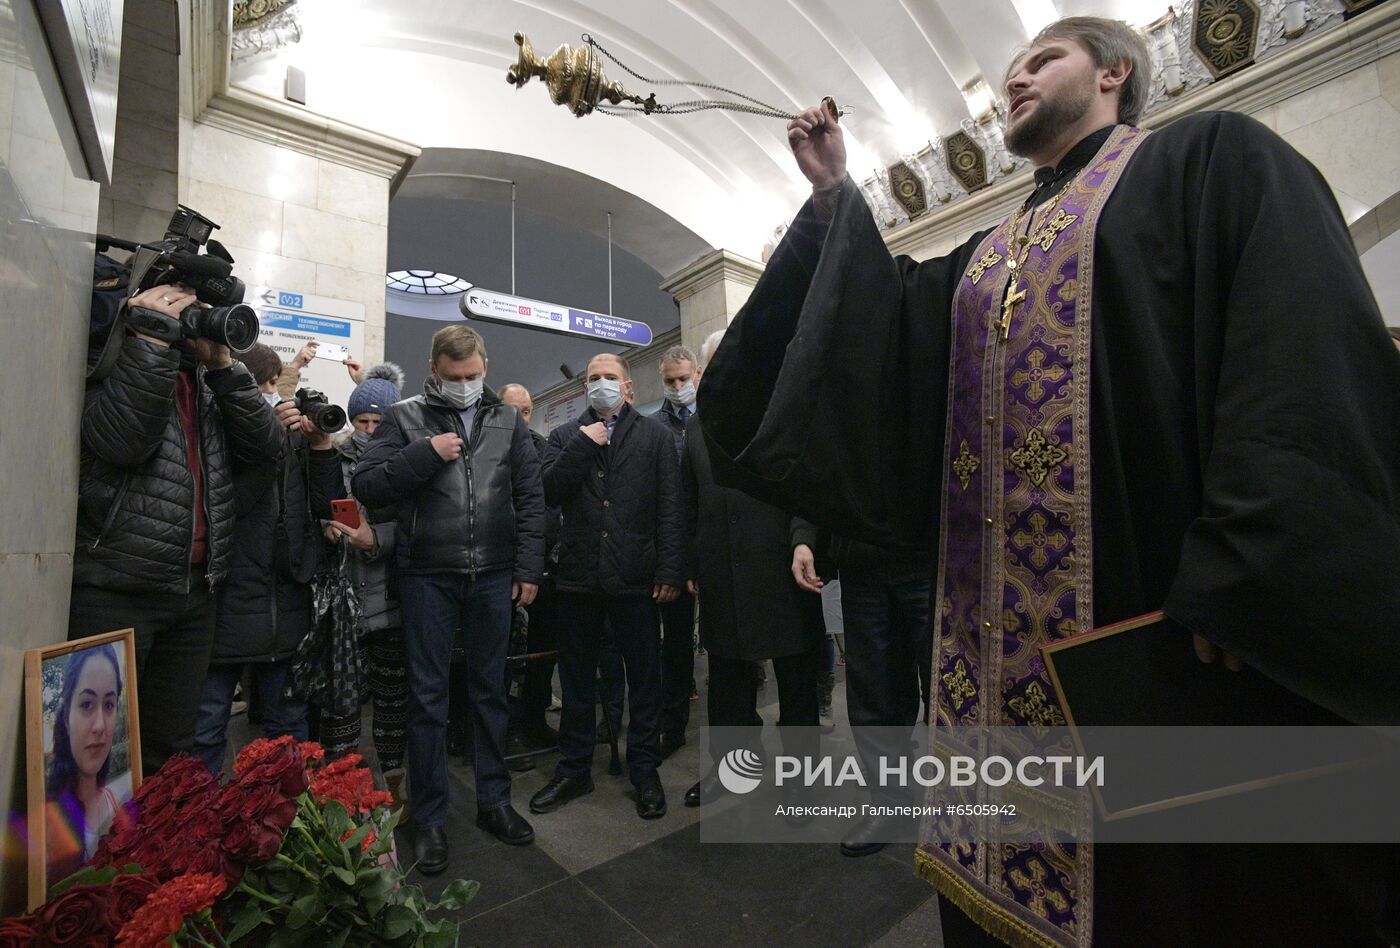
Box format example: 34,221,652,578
313,342,351,362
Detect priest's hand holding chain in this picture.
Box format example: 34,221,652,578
788,100,846,218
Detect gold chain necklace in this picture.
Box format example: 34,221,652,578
995,188,1069,340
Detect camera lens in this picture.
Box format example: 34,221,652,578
305,401,347,433
200,304,260,354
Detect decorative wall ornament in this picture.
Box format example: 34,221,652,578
964,116,1016,175
233,0,295,30
1192,0,1262,78
944,130,989,193
915,141,957,204
230,4,302,65
888,160,930,219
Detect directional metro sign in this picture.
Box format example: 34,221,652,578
460,287,653,347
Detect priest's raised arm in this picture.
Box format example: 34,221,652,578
698,104,985,548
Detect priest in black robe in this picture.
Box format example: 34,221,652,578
698,15,1400,948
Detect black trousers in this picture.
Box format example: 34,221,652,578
68,574,218,775
658,591,696,740
839,574,932,727
706,591,824,767
518,577,558,734
554,593,662,786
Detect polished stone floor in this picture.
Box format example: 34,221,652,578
231,652,947,946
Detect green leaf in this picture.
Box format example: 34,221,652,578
380,905,417,940
267,925,310,948
322,799,352,837
420,925,461,948
224,900,268,944
287,893,321,929
48,864,118,896
432,879,480,912
332,864,356,886
324,926,351,948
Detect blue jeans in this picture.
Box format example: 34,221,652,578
193,661,307,774
555,593,662,786
400,568,514,827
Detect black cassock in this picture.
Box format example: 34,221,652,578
699,112,1400,944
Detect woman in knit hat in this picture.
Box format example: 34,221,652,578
321,363,411,801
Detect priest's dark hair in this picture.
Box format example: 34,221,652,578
1008,17,1154,126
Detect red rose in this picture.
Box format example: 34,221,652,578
0,915,37,948
34,883,114,944
223,820,283,865
108,873,159,927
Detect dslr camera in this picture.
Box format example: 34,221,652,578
295,388,346,434
103,205,260,355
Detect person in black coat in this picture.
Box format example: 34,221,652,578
529,353,684,821
70,284,282,774
650,346,701,757
679,333,822,807
352,325,545,868
191,344,341,774
500,384,562,750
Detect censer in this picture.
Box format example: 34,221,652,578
506,32,844,123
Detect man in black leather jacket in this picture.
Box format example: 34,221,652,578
529,352,685,822
69,285,282,775
353,325,545,868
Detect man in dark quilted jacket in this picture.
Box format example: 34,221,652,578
530,352,685,822
68,285,281,774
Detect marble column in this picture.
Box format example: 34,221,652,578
660,249,765,355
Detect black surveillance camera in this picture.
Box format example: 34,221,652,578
559,363,575,380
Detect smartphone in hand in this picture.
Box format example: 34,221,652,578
314,343,352,362
330,499,361,530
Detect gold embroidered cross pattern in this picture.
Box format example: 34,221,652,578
952,440,980,490
1010,511,1070,571
1009,428,1068,487
1010,347,1068,403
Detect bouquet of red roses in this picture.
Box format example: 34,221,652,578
4,738,475,947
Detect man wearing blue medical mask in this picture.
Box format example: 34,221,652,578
532,352,685,821
353,325,546,870
651,346,700,759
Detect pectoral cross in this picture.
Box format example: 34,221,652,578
998,281,1027,340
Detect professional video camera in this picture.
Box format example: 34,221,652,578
295,388,347,434
96,205,260,357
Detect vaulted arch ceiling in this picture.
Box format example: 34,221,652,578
232,0,1175,259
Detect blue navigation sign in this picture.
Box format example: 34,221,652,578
460,287,653,347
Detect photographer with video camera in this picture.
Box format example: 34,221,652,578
69,208,282,775
191,344,344,774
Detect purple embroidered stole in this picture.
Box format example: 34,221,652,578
914,126,1150,948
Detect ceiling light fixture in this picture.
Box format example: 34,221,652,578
961,79,998,125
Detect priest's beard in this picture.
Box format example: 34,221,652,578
1004,77,1096,160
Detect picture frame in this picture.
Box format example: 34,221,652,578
33,0,125,184
24,628,142,910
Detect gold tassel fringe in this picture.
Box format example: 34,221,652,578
913,848,1068,948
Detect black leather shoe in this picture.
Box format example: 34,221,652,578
476,804,535,846
658,733,686,760
840,815,886,858
683,771,724,808
529,775,594,814
636,774,667,819
415,825,449,875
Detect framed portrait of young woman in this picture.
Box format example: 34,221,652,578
24,628,141,909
